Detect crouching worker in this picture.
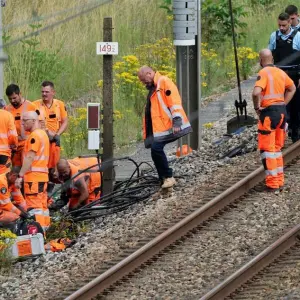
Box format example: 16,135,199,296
15,111,50,232
0,169,28,229
56,157,101,211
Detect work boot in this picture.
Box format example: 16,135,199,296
265,187,280,195
161,177,176,189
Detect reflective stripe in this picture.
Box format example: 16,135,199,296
10,206,19,213
154,130,171,137
260,152,282,159
28,208,44,216
30,167,48,172
8,129,17,136
172,112,183,118
277,167,284,173
262,69,284,100
11,191,21,196
44,209,50,216
265,169,278,176
0,198,11,205
181,122,191,129
33,155,49,161
170,105,182,113
20,101,28,140
0,133,8,138
0,145,9,150
156,77,172,120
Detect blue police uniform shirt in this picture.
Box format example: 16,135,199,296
268,28,300,51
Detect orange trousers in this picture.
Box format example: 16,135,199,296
24,182,50,232
258,105,287,189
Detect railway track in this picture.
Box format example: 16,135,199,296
59,141,300,300
201,224,300,300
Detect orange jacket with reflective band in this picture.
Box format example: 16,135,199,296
33,99,67,135
143,72,192,143
68,157,101,196
5,100,38,147
0,173,22,216
23,129,49,182
255,66,294,108
0,110,18,157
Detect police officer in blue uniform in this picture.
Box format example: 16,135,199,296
285,5,300,31
269,12,300,142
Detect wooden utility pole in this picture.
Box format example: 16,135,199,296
102,17,114,195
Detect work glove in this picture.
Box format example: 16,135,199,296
53,134,61,147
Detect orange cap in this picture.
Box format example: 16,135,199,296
176,145,192,157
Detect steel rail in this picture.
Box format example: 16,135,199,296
200,224,300,300
64,140,300,300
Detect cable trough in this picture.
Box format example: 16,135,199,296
57,141,300,300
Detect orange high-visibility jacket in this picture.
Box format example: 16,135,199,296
255,66,294,108
0,173,25,216
143,72,192,143
33,99,67,136
23,129,49,182
0,110,18,157
68,157,101,198
5,100,39,147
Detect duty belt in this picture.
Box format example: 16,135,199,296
276,64,300,78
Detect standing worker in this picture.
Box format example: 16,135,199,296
137,66,192,189
268,12,300,142
5,84,39,169
0,101,18,174
252,49,296,193
33,81,68,180
285,5,300,30
15,111,50,232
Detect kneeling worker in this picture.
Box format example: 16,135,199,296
0,169,28,228
15,111,50,232
56,157,101,211
252,49,296,193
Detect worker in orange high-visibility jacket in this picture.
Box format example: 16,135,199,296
15,111,50,232
5,84,40,169
56,157,101,211
33,81,68,181
252,49,296,193
0,169,28,227
138,66,192,189
0,103,18,174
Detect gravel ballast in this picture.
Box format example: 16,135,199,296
0,84,289,300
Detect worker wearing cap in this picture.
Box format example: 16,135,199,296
252,49,296,193
5,84,39,169
0,102,18,174
33,81,68,180
15,111,50,232
0,169,28,228
56,157,101,211
268,12,300,142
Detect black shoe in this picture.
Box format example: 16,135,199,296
265,187,280,195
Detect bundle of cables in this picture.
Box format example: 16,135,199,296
49,155,161,222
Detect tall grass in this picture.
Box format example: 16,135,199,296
1,0,291,152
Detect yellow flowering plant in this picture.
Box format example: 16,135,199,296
0,229,17,272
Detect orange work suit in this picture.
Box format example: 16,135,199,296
0,173,26,225
33,99,67,169
255,66,294,189
142,72,192,147
23,129,50,232
67,157,101,210
0,110,18,174
5,100,39,167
